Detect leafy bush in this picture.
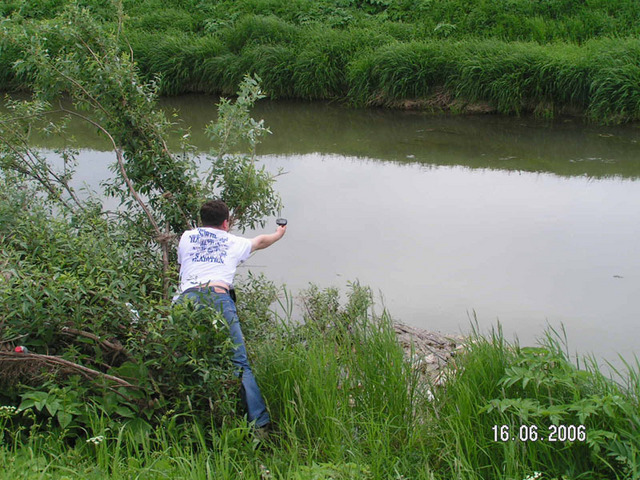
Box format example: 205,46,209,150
0,182,243,436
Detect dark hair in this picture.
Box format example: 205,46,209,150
200,200,229,227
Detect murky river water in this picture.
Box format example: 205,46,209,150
11,95,640,369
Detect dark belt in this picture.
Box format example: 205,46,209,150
184,284,236,302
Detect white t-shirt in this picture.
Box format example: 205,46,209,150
177,227,252,292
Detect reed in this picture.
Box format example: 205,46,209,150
4,1,640,121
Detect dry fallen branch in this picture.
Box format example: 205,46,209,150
0,351,139,389
0,334,28,345
394,322,466,384
60,326,134,362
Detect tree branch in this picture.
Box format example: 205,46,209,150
60,326,135,362
0,351,139,389
0,132,77,212
60,107,162,236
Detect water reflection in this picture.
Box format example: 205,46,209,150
161,95,640,179
9,94,640,179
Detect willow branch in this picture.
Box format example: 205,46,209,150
0,115,87,213
61,108,162,236
0,133,76,212
162,222,170,299
43,57,112,120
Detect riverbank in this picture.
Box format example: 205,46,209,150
3,0,640,123
1,11,639,473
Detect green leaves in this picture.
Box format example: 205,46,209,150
205,74,282,231
19,384,84,430
475,340,640,476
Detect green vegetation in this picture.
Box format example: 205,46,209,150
0,2,284,430
1,8,639,478
3,0,640,122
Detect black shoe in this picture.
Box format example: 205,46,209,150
253,422,271,442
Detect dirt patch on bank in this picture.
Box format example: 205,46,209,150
381,89,586,118
375,88,497,115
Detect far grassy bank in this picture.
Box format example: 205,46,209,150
3,1,640,122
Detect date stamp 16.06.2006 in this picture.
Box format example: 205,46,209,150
492,424,586,443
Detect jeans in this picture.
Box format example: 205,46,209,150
177,287,270,428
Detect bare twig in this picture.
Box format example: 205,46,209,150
0,132,78,213
0,334,28,345
0,113,88,213
162,222,170,299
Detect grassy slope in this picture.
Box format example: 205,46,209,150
3,0,640,121
1,317,638,479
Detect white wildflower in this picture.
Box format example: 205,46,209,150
0,406,18,417
523,472,543,480
86,435,105,445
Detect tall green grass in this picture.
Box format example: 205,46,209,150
290,27,389,100
205,0,640,42
222,14,300,53
97,27,640,122
128,32,228,95
347,41,462,106
255,284,421,475
4,1,640,122
347,38,640,122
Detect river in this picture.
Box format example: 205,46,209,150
10,95,640,370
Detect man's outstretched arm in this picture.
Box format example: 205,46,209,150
250,225,287,252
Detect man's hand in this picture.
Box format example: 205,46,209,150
250,224,287,252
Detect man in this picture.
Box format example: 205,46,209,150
176,199,287,431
